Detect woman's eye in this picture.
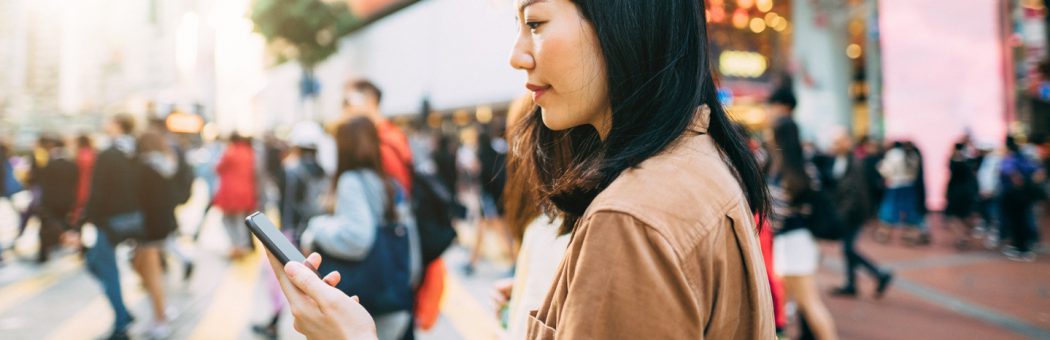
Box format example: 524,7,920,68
525,21,543,31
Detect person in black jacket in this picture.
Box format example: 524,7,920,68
83,114,139,340
466,123,514,275
821,133,893,298
133,130,180,338
945,143,980,249
35,136,78,263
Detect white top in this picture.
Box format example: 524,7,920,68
505,217,569,340
878,148,918,189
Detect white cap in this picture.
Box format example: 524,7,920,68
288,121,326,149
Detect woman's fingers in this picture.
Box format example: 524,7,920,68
285,261,345,312
267,253,311,308
306,252,323,269
323,271,341,287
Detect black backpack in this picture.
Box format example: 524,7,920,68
171,149,195,205
385,142,464,267
412,171,464,266
801,188,845,241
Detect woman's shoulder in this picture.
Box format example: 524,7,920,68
586,139,750,244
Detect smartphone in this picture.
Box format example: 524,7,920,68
244,211,320,277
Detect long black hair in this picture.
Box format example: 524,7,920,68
526,0,770,233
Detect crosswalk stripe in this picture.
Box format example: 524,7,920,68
0,256,81,314
187,249,263,340
441,273,505,340
44,261,145,340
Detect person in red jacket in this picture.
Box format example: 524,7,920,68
343,80,412,192
71,134,96,227
213,133,258,259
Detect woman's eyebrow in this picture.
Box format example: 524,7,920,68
518,0,548,13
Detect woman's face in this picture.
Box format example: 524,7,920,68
510,0,611,138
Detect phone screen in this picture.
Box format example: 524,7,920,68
245,212,307,265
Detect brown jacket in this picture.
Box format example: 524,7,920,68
526,108,775,339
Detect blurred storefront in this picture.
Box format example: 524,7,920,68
706,0,795,129
706,0,873,143
1012,0,1050,139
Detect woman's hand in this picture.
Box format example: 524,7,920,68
267,252,378,340
490,278,513,317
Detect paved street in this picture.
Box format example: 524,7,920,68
0,185,1048,339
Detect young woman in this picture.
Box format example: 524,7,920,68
875,142,924,245
135,130,181,338
767,117,838,339
298,117,420,340
266,0,774,338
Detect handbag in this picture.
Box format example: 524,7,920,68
104,211,145,245
317,173,413,316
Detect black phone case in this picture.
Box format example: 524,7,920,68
244,211,296,265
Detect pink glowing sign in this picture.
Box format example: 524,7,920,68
879,0,1008,210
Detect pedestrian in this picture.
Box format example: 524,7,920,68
767,89,839,340
945,142,980,249
134,130,181,338
467,124,514,275
906,141,932,245
16,137,50,240
35,136,78,263
874,142,924,245
265,1,776,338
252,122,330,339
822,132,893,298
213,133,258,260
344,79,443,338
189,132,224,241
432,134,459,200
83,114,140,339
301,117,420,340
0,141,20,263
281,121,330,244
342,80,413,192
70,135,97,228
976,144,1004,248
1000,137,1042,261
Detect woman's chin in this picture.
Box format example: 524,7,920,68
540,109,577,131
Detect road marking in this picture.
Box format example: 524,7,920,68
824,258,1050,338
441,272,505,340
0,256,81,314
45,263,145,340
187,249,262,340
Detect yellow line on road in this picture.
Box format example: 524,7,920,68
187,249,262,340
442,273,505,340
0,256,81,314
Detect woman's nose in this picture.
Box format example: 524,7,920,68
509,37,535,71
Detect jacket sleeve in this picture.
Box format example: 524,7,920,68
301,173,377,260
554,211,701,339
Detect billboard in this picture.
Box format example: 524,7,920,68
879,0,1009,209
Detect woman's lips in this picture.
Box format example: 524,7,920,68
526,84,550,101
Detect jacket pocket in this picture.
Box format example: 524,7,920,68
525,310,556,340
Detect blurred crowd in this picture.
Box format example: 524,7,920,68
0,79,1047,340
752,85,1046,339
